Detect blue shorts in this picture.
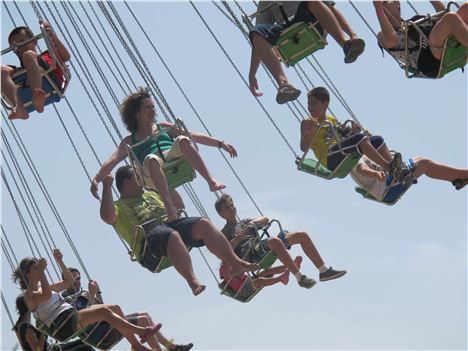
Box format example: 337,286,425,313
327,134,384,171
249,2,324,46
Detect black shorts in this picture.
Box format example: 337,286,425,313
146,217,204,257
327,134,384,170
51,309,78,342
417,45,441,77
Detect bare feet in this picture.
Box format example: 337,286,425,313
32,88,46,113
191,283,206,296
280,270,290,285
208,180,226,192
8,106,29,120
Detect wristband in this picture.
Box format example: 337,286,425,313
218,140,224,148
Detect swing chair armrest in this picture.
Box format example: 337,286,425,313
174,119,199,151
40,23,59,68
446,1,460,12
1,33,44,55
259,219,283,240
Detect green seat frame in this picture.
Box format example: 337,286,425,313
219,219,287,303
241,4,327,67
275,22,327,67
296,119,362,180
125,119,196,191
403,4,467,79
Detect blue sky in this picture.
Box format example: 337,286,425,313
1,1,467,350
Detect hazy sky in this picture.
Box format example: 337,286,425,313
2,1,467,350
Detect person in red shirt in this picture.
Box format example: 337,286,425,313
1,21,70,120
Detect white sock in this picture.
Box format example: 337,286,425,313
294,271,303,282
319,264,329,273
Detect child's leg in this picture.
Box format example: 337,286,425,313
251,33,289,86
177,137,225,192
413,156,468,181
429,5,468,59
284,231,325,270
370,136,393,162
252,274,286,289
129,312,163,351
21,50,46,112
257,265,287,277
267,237,299,274
1,65,29,120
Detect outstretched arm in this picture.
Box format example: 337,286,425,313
250,216,269,227
42,21,71,62
91,140,128,199
100,174,117,225
373,1,398,48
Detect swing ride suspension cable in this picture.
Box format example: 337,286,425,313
123,1,265,217
190,1,299,159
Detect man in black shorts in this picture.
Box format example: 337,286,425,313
99,165,257,296
249,1,365,104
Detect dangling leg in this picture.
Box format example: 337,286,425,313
21,50,46,112
412,156,468,189
178,138,225,192
166,231,206,296
1,65,29,120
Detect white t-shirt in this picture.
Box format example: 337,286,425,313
350,157,388,201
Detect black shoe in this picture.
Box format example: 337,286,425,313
298,274,317,289
171,344,194,351
397,166,415,186
343,38,366,63
319,267,347,282
389,152,403,178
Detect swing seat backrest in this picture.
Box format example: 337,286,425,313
438,36,468,78
163,157,196,191
275,22,327,67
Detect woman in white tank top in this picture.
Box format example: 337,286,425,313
12,249,161,351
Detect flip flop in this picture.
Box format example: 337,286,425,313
140,323,162,343
192,284,206,296
276,84,301,104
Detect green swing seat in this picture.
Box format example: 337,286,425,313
296,152,361,180
437,36,468,78
275,22,327,67
125,120,196,192
403,5,467,79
